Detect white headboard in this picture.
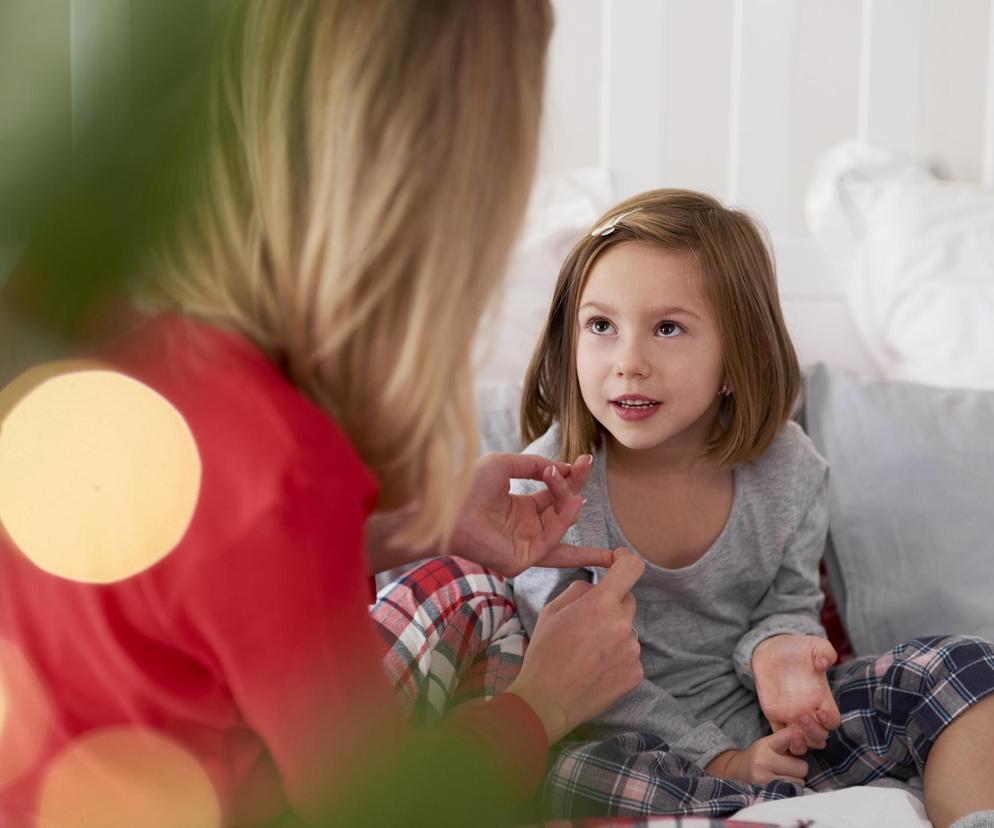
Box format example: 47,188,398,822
536,0,994,377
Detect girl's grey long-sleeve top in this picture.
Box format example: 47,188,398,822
511,421,829,771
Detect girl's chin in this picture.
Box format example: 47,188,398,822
603,430,666,452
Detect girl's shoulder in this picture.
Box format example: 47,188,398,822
521,422,563,460
746,420,828,496
514,423,564,497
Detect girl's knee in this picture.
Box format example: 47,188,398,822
375,555,512,617
892,635,994,689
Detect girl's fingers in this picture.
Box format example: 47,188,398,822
816,701,842,731
769,730,811,777
797,713,829,746
776,754,810,779
813,639,838,671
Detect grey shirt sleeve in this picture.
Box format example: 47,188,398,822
732,469,830,690
511,564,590,639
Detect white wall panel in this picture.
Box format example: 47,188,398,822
986,0,994,185
600,0,668,198
858,0,925,157
657,0,733,198
921,0,991,182
788,1,862,237
727,0,795,235
540,0,604,173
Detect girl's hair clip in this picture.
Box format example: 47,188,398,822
590,208,639,237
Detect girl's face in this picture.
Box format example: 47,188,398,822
575,241,725,461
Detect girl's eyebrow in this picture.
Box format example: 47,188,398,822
578,300,702,321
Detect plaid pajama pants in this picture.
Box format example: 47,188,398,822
370,556,994,819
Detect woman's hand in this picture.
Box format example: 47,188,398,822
448,451,612,577
364,451,605,576
705,728,810,786
752,634,842,749
505,549,645,743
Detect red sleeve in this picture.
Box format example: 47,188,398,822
178,460,548,819
449,692,549,796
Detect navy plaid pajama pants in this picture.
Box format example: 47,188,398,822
370,556,994,819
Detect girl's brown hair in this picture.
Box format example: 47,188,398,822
154,0,553,548
521,188,800,467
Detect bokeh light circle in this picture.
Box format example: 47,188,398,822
37,727,221,828
0,639,53,788
0,367,201,583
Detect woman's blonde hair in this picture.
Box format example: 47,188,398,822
522,188,800,467
155,1,553,548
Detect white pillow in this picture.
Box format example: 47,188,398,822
806,141,994,390
473,168,613,386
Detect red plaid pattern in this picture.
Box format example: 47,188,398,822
372,556,525,725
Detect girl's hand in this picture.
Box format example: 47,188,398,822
505,549,645,743
752,634,842,750
448,451,612,577
706,728,810,786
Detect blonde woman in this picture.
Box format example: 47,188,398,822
0,2,643,826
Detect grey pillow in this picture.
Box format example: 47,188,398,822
804,364,994,656
474,381,524,455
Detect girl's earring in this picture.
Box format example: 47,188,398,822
720,384,731,397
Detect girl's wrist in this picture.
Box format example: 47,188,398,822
705,749,738,778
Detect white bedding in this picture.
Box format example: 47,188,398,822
734,786,931,828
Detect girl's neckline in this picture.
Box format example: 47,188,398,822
594,448,741,579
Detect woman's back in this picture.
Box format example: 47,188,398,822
0,314,390,826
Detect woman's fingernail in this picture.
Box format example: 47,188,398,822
580,497,588,505
550,466,559,478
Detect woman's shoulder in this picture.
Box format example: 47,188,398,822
113,313,378,515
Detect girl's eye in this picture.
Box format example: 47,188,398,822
589,319,615,335
657,321,683,338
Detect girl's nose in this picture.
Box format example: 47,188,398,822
614,341,650,378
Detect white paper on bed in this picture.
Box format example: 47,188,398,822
734,785,931,828
805,140,994,391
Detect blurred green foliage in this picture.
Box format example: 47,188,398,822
0,0,218,370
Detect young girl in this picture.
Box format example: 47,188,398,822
511,189,994,828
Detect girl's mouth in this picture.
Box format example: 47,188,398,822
611,398,661,421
